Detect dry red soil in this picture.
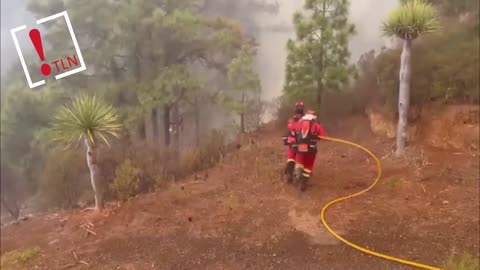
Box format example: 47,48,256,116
1,117,479,270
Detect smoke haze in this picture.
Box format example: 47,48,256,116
1,0,37,82
254,0,399,101
1,0,399,96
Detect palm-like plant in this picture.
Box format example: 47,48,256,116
51,95,121,210
382,0,439,156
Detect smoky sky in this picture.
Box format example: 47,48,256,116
1,0,399,96
1,0,38,81
255,0,399,101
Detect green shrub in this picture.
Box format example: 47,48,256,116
39,149,89,209
125,142,176,189
201,130,226,165
102,131,229,196
446,251,479,270
178,130,227,178
110,159,141,203
100,141,168,193
180,148,203,173
354,23,479,111
0,162,25,220
275,89,367,125
1,246,40,269
224,193,239,211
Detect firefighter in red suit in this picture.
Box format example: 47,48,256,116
283,101,305,183
293,110,328,191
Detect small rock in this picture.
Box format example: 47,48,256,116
48,239,60,245
442,200,449,205
187,217,193,222
19,215,32,221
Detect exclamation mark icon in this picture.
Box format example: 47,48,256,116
29,29,51,76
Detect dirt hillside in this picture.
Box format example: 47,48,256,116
1,116,479,270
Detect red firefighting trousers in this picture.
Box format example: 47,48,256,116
294,152,317,178
287,145,296,163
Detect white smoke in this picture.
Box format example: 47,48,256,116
253,0,399,103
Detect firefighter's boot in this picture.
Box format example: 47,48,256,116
293,167,303,184
284,161,295,184
299,174,310,192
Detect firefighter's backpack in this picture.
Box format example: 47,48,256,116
293,119,318,153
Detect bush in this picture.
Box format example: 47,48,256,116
1,246,40,270
180,148,203,174
179,130,227,177
201,130,226,162
99,140,163,194
0,163,26,220
354,24,479,112
39,149,89,209
244,99,265,131
110,159,141,203
123,142,174,189
446,251,479,270
224,193,239,211
101,130,229,199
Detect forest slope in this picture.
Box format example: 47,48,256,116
1,116,479,270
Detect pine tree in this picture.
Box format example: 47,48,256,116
284,0,356,109
225,44,262,133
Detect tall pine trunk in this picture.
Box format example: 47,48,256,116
171,104,181,175
172,104,180,153
84,136,104,210
163,105,171,147
317,82,323,108
134,42,147,140
151,108,159,139
316,0,326,108
194,99,200,147
137,121,146,140
395,38,412,156
240,91,245,133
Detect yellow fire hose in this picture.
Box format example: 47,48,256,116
318,136,443,270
